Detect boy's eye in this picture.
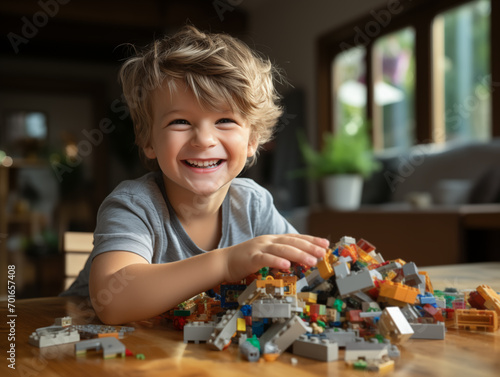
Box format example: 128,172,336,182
169,119,190,125
216,118,237,125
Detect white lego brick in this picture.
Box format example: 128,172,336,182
379,307,414,344
29,327,80,348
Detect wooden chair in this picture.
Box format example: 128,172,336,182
63,231,93,290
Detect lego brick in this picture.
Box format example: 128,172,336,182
410,322,446,339
378,281,419,306
29,327,80,348
75,337,126,359
333,257,351,279
336,268,374,297
375,261,402,276
207,309,243,350
344,341,388,361
297,292,317,304
378,306,414,344
258,315,309,354
184,321,216,344
239,339,260,362
477,285,500,316
237,280,259,306
323,328,361,347
293,335,339,362
296,276,309,293
305,268,325,289
317,248,335,280
455,308,498,332
220,284,247,309
256,277,285,297
252,300,292,319
54,317,72,327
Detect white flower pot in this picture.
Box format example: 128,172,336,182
323,174,363,210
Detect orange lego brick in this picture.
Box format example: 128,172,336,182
378,281,419,306
418,271,434,294
357,238,376,253
455,308,498,332
318,248,335,280
476,285,500,316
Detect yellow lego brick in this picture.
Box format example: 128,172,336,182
237,317,246,332
298,292,318,304
356,246,379,266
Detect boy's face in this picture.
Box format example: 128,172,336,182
144,81,258,200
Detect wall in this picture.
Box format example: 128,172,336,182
243,0,389,141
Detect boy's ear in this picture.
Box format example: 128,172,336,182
247,136,258,158
143,144,157,159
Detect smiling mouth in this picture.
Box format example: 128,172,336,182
183,159,223,168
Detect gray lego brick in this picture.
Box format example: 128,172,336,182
293,335,339,362
410,322,446,340
252,300,292,319
323,328,361,347
184,321,216,344
74,337,126,358
259,315,309,354
344,341,388,361
336,268,375,297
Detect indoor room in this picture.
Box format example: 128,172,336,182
0,0,499,375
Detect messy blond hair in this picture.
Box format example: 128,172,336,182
119,25,284,170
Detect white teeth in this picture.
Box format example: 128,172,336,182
186,159,220,168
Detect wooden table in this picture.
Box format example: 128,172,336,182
1,263,499,377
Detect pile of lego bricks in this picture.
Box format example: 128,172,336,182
179,236,500,372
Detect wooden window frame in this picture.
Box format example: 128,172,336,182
317,0,500,147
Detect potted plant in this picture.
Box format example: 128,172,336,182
297,116,380,210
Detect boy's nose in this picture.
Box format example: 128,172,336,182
191,125,217,148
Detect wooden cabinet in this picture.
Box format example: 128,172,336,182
308,205,500,266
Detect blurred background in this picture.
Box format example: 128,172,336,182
1,0,499,299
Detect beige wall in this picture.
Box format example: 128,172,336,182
244,0,389,139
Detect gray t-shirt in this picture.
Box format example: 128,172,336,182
62,172,297,296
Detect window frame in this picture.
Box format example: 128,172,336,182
317,0,500,148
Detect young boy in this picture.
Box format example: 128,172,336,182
62,25,328,325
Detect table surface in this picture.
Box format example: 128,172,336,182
1,262,499,377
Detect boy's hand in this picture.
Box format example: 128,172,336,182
221,234,329,283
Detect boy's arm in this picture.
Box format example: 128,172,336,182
89,249,227,325
90,234,328,325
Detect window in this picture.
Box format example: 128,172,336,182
332,47,366,132
433,0,491,143
372,27,415,150
318,0,498,151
